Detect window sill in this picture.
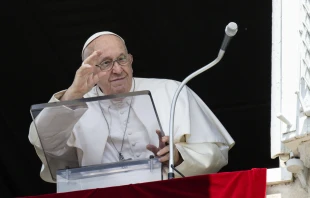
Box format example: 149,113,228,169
267,167,293,185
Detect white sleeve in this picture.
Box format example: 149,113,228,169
174,142,229,177
28,90,87,182
158,80,233,177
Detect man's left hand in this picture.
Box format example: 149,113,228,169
146,130,183,166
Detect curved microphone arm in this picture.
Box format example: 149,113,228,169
168,49,225,179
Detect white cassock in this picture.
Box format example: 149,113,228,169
29,77,235,183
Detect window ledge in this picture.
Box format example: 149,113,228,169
267,167,293,185
267,194,282,198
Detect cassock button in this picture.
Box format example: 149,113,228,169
128,132,132,135
132,142,136,146
136,153,140,157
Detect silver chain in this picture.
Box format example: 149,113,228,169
96,78,135,161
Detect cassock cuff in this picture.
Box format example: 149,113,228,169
51,90,88,110
51,90,67,102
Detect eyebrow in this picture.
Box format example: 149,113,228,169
98,53,126,64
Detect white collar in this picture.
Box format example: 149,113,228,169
95,78,135,108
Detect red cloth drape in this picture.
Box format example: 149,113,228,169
22,168,266,198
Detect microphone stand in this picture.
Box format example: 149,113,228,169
167,50,225,179
168,22,238,179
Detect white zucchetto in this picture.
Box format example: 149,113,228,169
81,31,125,59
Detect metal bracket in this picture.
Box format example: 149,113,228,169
277,113,294,133
296,91,310,116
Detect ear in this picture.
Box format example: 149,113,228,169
129,54,133,73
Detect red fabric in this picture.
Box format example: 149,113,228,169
21,168,266,198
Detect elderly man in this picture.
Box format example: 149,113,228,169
29,31,234,183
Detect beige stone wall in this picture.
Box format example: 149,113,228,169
267,178,310,198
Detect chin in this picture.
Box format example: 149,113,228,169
111,86,129,95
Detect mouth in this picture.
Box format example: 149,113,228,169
110,76,127,82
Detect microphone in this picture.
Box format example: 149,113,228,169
221,22,238,51
167,22,238,179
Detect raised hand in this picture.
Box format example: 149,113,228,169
61,51,107,101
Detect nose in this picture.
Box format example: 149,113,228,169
111,61,123,74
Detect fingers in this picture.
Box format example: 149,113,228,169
155,130,160,135
159,154,169,163
146,144,159,155
87,73,100,90
161,136,169,143
156,129,169,142
83,50,102,66
157,145,169,157
157,145,180,164
76,51,102,77
157,146,170,163
77,50,107,81
77,64,107,85
91,73,100,85
148,130,174,163
77,63,93,76
94,70,108,81
147,143,170,163
87,73,94,87
75,65,98,88
156,129,164,137
156,130,167,149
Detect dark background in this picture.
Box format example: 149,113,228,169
2,0,277,197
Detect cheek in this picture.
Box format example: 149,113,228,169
124,66,133,75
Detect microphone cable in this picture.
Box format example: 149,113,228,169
170,164,185,178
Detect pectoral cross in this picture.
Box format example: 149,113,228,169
119,153,125,161
118,153,132,161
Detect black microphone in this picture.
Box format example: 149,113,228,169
220,22,238,51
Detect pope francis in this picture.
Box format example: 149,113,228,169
29,31,235,183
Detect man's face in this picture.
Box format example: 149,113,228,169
88,35,133,95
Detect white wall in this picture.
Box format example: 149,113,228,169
269,0,310,196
